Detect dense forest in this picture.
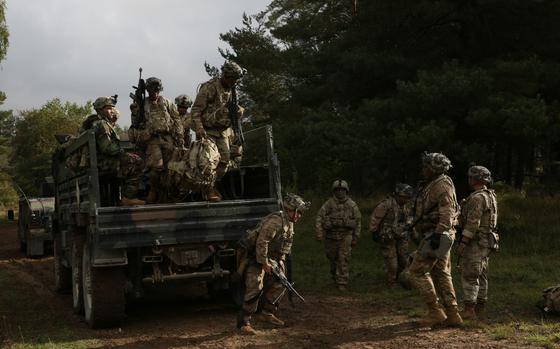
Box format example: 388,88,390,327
220,0,560,194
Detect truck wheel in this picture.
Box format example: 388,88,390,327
54,236,71,294
71,235,84,314
82,243,126,328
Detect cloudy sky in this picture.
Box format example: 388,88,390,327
0,0,268,126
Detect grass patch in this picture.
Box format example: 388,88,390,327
0,270,98,349
291,190,560,338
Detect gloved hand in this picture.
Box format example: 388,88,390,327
196,128,207,139
429,233,441,250
455,241,467,257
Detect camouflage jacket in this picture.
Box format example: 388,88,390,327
369,196,410,240
144,96,184,146
414,174,459,235
254,211,294,265
191,78,236,136
91,116,121,171
315,197,361,240
459,187,498,239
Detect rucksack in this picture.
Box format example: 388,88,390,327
540,285,560,314
184,138,220,187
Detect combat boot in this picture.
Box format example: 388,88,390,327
146,190,158,204
239,324,257,335
460,301,477,320
120,197,146,206
204,186,222,202
475,300,486,318
258,310,285,327
419,302,447,328
443,305,464,327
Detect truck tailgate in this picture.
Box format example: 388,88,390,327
95,199,279,249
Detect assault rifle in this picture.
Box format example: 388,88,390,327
228,83,244,146
129,67,146,128
269,259,305,303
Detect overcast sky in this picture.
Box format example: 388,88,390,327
0,0,268,126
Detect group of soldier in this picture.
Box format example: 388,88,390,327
237,152,499,335
77,61,500,335
84,60,245,205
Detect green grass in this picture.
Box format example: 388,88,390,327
291,190,560,346
0,270,98,349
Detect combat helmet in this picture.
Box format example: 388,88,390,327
283,193,310,212
93,96,116,110
468,165,492,184
422,152,452,174
221,61,244,80
395,183,414,197
332,179,349,192
175,94,193,108
146,77,163,92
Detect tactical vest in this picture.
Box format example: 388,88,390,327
415,175,458,234
201,79,232,130
239,212,293,257
94,119,120,172
379,197,408,240
145,97,173,134
461,188,499,250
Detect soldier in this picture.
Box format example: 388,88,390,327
90,97,145,206
369,183,414,286
408,152,463,328
315,180,361,291
137,77,184,203
174,94,193,146
191,61,244,201
456,166,498,320
237,193,310,335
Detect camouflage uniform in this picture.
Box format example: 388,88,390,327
409,152,462,326
191,61,244,181
369,195,410,284
175,94,193,146
90,97,144,200
242,212,293,315
315,180,361,287
238,193,310,333
457,166,498,317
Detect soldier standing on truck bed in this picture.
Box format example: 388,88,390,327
315,180,361,291
237,193,310,335
131,77,185,203
89,96,145,206
175,94,194,146
191,61,244,201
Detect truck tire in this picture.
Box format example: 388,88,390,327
71,235,84,314
82,243,126,328
54,235,71,294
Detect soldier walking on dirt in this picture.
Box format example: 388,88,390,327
315,180,361,291
408,152,463,328
456,166,499,320
130,77,184,203
369,183,414,287
89,97,145,206
237,193,310,335
191,61,244,201
175,94,194,146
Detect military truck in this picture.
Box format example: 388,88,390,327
17,196,55,257
51,126,282,328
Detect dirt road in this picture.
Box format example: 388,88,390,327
0,222,538,348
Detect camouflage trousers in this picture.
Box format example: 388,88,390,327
207,131,230,180
242,260,285,315
324,234,353,286
409,249,458,307
109,152,144,199
460,241,490,303
145,137,175,198
380,237,409,283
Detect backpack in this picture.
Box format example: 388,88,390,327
184,138,220,187
540,285,560,314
